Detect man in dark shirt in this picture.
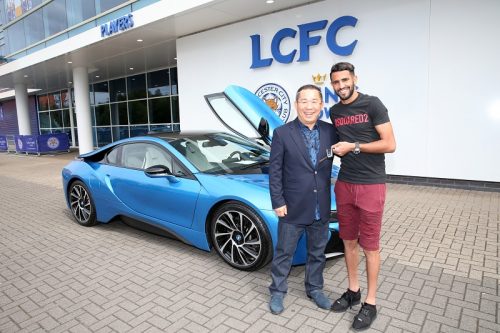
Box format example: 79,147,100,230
328,62,396,331
268,85,338,315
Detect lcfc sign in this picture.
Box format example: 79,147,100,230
101,14,134,37
250,16,358,68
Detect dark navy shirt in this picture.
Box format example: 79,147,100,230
298,121,321,220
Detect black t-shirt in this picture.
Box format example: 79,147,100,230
329,93,390,184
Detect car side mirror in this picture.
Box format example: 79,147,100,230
144,165,180,183
257,117,269,137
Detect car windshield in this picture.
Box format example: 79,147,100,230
169,133,270,174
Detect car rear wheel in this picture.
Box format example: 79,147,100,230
68,180,97,227
211,202,272,271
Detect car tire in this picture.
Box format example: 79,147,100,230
211,201,273,271
68,180,97,227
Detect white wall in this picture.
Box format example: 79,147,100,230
177,0,500,182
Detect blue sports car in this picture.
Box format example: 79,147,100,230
62,85,342,271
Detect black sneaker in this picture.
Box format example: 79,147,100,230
352,303,377,331
331,288,361,312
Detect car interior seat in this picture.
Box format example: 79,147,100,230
185,141,211,171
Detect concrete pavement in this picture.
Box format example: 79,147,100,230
0,152,499,332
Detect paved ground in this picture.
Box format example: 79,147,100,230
0,151,499,333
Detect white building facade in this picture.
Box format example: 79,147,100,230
0,0,499,184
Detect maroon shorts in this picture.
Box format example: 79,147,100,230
334,180,386,251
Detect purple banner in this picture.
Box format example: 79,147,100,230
15,135,38,153
0,136,7,151
38,133,70,152
14,133,69,153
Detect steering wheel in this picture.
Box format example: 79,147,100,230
228,151,243,161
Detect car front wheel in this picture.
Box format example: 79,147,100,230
211,202,272,271
68,180,97,227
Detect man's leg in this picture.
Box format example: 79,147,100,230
364,249,380,305
332,180,362,312
344,239,360,292
304,220,331,308
269,222,304,314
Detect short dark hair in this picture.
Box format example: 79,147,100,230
295,84,323,101
330,62,355,77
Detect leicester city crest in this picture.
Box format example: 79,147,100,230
47,136,60,149
255,83,291,122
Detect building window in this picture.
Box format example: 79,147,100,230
66,0,96,27
24,9,45,46
127,73,147,100
97,0,128,13
147,69,170,97
43,0,68,38
36,67,179,148
6,20,26,55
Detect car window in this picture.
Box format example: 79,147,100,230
143,144,173,170
106,147,120,165
122,144,147,169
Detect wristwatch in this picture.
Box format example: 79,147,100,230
353,142,361,155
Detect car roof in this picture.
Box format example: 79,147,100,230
148,131,250,142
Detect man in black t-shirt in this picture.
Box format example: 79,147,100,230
328,62,396,331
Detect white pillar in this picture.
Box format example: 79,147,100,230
72,66,94,154
14,83,31,135
67,87,76,147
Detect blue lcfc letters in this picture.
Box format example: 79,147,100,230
250,16,358,69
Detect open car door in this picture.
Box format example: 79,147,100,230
204,85,284,145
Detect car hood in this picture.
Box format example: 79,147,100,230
218,173,270,189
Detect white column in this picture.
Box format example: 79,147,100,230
14,83,31,135
72,67,94,154
67,87,76,147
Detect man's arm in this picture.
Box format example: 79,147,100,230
332,122,396,156
269,129,287,216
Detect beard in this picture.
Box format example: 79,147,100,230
336,85,355,101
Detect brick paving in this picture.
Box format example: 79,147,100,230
0,151,499,332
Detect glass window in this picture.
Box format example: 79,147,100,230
147,69,170,97
38,95,49,111
170,67,178,95
50,110,63,128
106,146,120,164
172,96,180,123
130,125,148,137
142,144,173,170
39,111,50,128
150,124,173,133
62,90,70,108
43,0,68,37
98,0,127,13
95,104,111,126
6,21,26,54
66,0,96,27
109,78,126,102
93,81,109,104
112,126,129,141
62,109,70,127
48,92,61,110
148,97,170,124
96,127,112,147
127,73,146,100
110,102,127,125
128,100,147,124
24,9,44,46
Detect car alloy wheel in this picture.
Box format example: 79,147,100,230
69,180,97,227
211,201,272,271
